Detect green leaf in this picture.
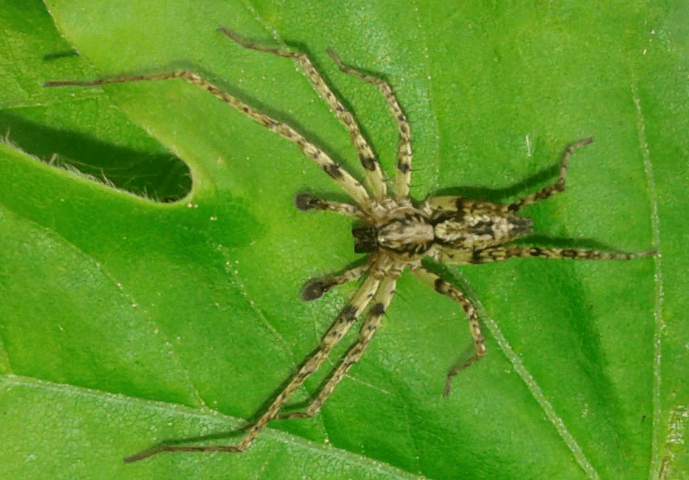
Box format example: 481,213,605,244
1,0,687,479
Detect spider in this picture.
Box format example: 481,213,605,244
45,28,656,461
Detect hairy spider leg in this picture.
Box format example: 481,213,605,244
44,41,371,208
326,49,413,200
412,266,484,397
439,246,657,265
507,137,593,212
293,192,364,218
420,138,595,218
219,28,387,200
125,272,382,461
276,275,397,421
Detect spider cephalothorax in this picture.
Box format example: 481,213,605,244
45,28,656,460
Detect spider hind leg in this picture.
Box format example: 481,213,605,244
278,276,396,421
508,137,593,212
412,266,485,397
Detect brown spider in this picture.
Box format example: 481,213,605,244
45,28,655,461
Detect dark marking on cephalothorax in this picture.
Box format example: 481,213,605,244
397,160,411,174
323,163,343,179
369,302,386,317
360,155,377,171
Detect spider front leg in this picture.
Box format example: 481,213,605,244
219,28,387,200
124,273,382,462
327,49,413,199
412,266,485,397
276,275,397,421
44,31,372,208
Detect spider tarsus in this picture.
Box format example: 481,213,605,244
300,279,335,301
294,193,321,211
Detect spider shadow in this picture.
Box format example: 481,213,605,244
427,161,562,205
43,48,80,61
508,234,636,253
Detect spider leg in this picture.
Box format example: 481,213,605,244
125,273,382,461
438,246,657,265
275,275,397,421
327,49,413,200
44,60,370,210
507,138,593,212
412,266,485,397
293,193,364,218
219,28,387,200
300,261,373,301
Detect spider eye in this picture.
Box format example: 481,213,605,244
352,225,379,254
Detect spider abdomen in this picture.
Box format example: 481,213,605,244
433,212,533,249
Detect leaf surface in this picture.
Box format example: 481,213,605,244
1,0,687,479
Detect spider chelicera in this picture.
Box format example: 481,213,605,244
45,28,656,461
